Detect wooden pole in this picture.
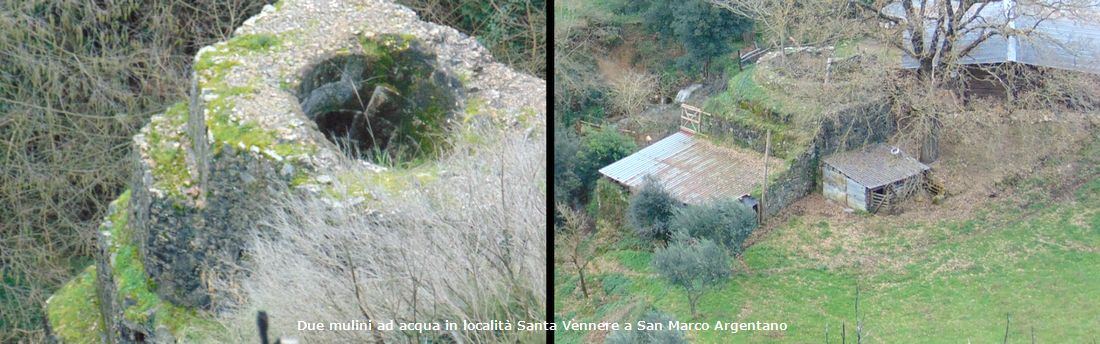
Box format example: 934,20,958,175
760,130,771,225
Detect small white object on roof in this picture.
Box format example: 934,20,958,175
824,144,930,189
882,0,1100,74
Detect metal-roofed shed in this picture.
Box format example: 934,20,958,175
823,144,931,212
599,131,784,205
882,0,1100,75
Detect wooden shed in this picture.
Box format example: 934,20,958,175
822,144,930,212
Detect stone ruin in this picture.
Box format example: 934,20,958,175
43,0,545,342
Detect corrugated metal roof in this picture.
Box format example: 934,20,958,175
598,131,783,205
823,144,930,189
884,0,1100,74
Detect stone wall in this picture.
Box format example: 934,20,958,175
713,100,896,218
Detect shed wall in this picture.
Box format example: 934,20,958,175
824,164,871,211
823,166,846,204
846,177,868,211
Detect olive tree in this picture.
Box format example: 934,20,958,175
671,198,758,256
652,237,731,319
627,177,679,244
606,309,688,344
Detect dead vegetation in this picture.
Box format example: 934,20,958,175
0,1,267,340
211,123,546,343
397,0,546,78
607,69,659,118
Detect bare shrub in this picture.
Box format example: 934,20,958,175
0,0,266,340
395,0,546,78
213,122,546,343
709,0,867,48
607,69,657,117
555,203,595,299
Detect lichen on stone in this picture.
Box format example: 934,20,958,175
194,41,315,159
145,102,193,201
225,33,281,52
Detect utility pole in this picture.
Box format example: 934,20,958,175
760,130,771,225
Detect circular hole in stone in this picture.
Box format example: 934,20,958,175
297,34,459,166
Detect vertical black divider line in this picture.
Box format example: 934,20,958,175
545,2,557,339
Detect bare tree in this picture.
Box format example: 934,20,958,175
554,0,620,112
555,203,597,299
708,0,863,49
607,70,658,117
710,0,1100,165
869,0,1095,79
864,0,1098,162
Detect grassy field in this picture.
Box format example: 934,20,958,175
555,140,1100,343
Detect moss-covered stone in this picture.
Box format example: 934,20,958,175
225,33,281,51
46,265,104,344
101,190,220,340
296,34,458,167
194,39,316,159
145,102,193,201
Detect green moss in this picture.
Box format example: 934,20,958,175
517,107,539,127
194,55,237,74
289,170,311,187
191,32,316,160
344,34,454,167
101,191,158,323
456,70,471,86
464,97,487,122
46,265,104,344
703,68,815,160
146,102,193,201
100,191,222,337
226,33,281,52
318,166,439,201
154,303,221,341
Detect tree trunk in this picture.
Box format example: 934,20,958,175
919,116,941,164
703,58,711,80
688,293,698,319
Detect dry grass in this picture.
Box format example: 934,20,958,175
396,0,546,78
757,106,1099,275
211,122,546,343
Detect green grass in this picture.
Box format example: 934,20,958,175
703,67,814,160
834,39,859,59
609,250,652,272
557,170,1100,343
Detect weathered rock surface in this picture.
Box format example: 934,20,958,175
46,0,544,342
